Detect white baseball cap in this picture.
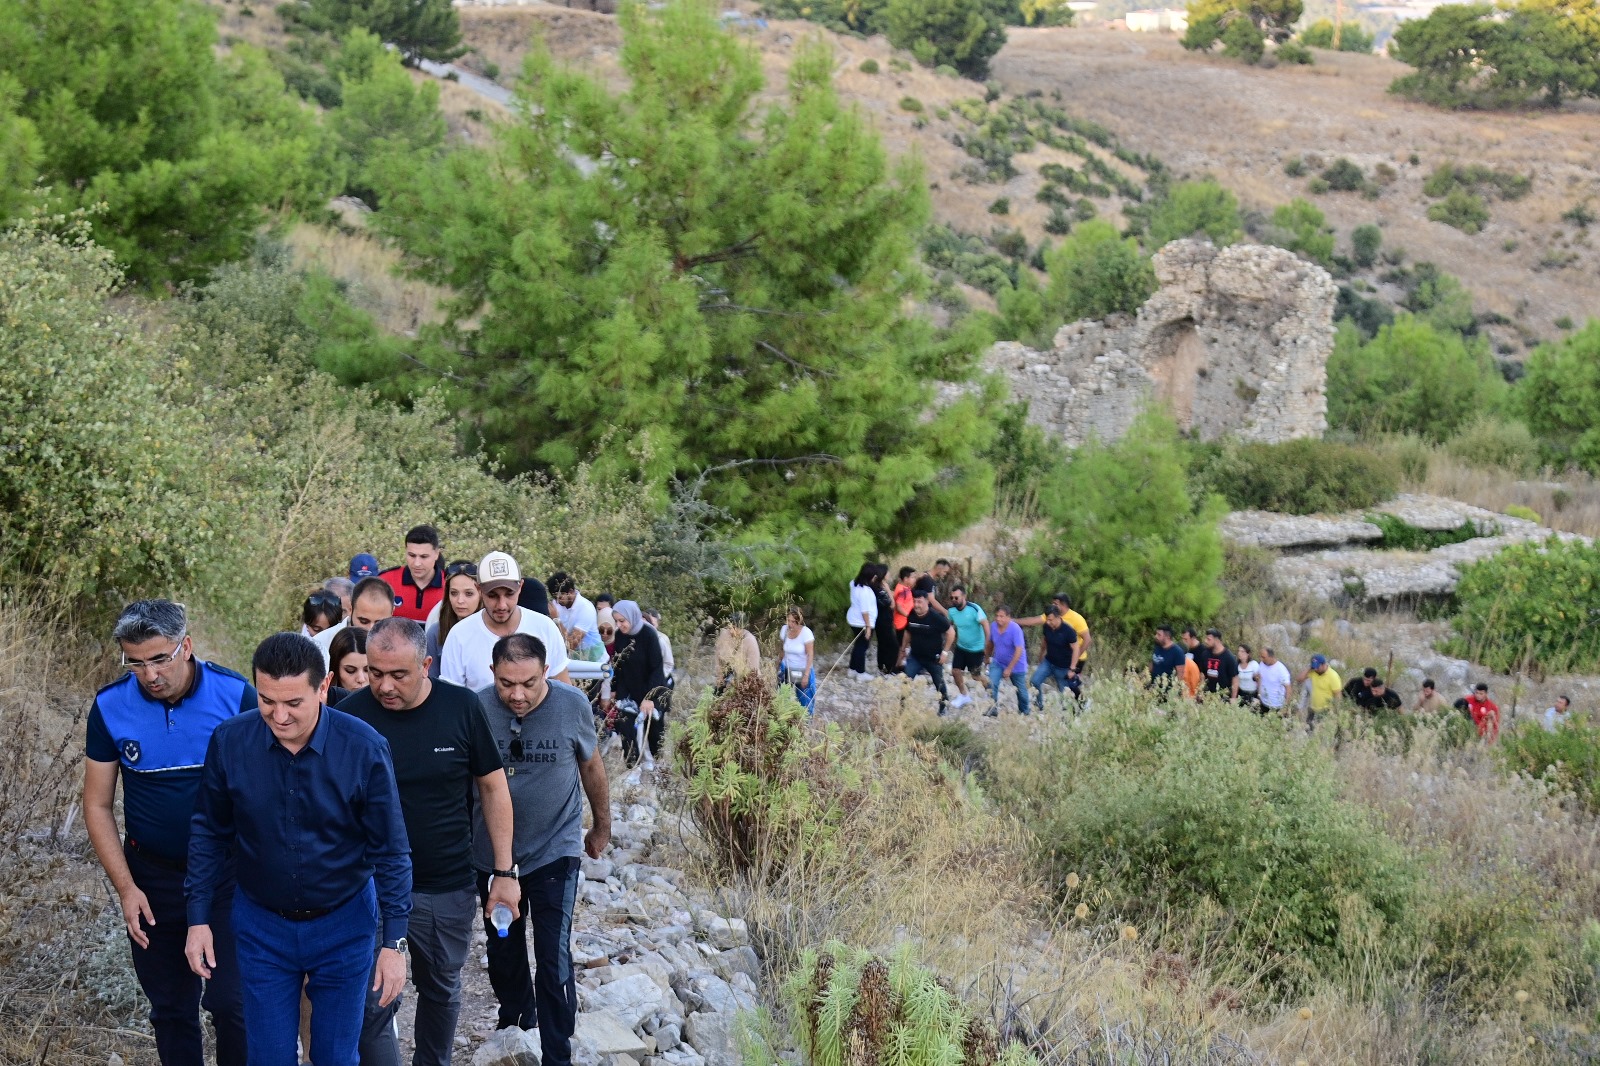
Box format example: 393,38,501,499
477,551,522,591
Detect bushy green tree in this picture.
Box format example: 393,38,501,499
293,0,465,64
1519,319,1600,470
1184,0,1303,51
328,29,446,203
369,3,997,609
1221,15,1267,61
1390,2,1600,108
1265,197,1335,266
884,0,1010,77
1351,222,1382,267
0,77,41,221
1022,411,1226,638
1300,18,1375,51
1146,179,1242,248
0,0,339,285
1327,316,1504,441
1450,537,1600,674
1044,219,1156,322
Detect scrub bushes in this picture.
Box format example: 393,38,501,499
1191,437,1400,514
1448,537,1600,675
1498,719,1600,813
674,674,856,878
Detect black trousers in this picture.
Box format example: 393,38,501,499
615,692,670,765
124,844,246,1066
476,859,581,1066
849,629,871,674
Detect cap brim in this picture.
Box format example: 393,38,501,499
480,579,519,592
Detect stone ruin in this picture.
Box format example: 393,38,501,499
987,239,1337,447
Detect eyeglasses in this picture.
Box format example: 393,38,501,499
121,635,188,671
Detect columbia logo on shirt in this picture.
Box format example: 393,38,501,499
433,746,456,753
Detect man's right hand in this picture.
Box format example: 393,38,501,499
373,947,407,1007
120,886,156,949
185,924,215,978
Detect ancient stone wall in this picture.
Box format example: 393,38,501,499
987,239,1337,447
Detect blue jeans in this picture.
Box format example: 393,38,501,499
987,662,1030,715
903,653,949,711
778,664,816,714
233,881,378,1066
1031,662,1079,706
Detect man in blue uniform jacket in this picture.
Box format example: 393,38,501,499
83,600,255,1066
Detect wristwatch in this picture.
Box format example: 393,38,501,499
383,938,407,955
492,865,520,880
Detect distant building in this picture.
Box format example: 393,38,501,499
1124,7,1189,31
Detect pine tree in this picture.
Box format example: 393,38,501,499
300,0,465,64
368,1,997,608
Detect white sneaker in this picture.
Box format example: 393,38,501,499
952,694,972,709
642,754,656,772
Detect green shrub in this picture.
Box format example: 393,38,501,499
1516,321,1600,472
1192,438,1400,515
1321,157,1367,191
1043,219,1155,322
988,695,1420,994
1366,512,1479,550
1351,222,1382,267
987,196,1010,214
1556,315,1575,330
1020,411,1225,638
1563,201,1596,228
1444,414,1541,474
778,943,1038,1066
1498,720,1600,813
1327,316,1505,442
1147,179,1243,248
1423,162,1532,201
1276,39,1314,64
1449,538,1600,674
673,674,856,878
1043,205,1072,235
1283,155,1306,177
899,95,924,111
859,57,879,73
1307,176,1330,194
1504,503,1541,523
1300,18,1375,50
1220,16,1265,62
1265,197,1335,265
1427,188,1490,233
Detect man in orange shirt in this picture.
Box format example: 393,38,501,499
891,567,915,634
1180,628,1202,700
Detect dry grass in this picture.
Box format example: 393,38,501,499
283,222,451,337
0,595,145,1066
1410,450,1600,540
992,28,1600,353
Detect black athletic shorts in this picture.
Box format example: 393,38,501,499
952,647,985,672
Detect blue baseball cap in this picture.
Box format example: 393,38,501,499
349,553,380,580
1309,654,1328,669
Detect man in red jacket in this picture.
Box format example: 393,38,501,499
1465,682,1500,741
380,524,445,622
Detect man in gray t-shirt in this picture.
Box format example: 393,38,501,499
473,634,610,1066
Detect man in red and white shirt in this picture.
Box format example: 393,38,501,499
1465,683,1500,741
380,524,445,622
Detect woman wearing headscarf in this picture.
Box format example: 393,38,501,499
610,600,671,770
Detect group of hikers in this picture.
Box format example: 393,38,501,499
848,561,1570,741
84,529,1577,1066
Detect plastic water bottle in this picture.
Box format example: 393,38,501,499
491,903,514,938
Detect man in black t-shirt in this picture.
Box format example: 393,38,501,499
339,619,518,1066
1029,607,1080,707
1198,629,1240,699
897,591,955,714
1352,677,1403,713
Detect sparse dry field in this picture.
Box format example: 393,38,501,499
993,28,1600,349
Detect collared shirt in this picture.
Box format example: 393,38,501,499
381,565,444,622
186,706,412,941
85,660,256,862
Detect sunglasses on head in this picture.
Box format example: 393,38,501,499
445,561,479,579
308,590,342,609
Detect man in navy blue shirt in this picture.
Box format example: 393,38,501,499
84,600,254,1066
185,633,412,1066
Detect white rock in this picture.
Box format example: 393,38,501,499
653,1023,682,1051
472,1026,542,1066
582,973,670,1030
683,1012,739,1066
583,857,615,882
575,1012,651,1058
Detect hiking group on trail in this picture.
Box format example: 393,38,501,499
84,527,1566,1066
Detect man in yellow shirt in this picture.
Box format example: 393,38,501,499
1018,594,1092,676
1295,654,1342,729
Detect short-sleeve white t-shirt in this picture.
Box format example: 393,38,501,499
439,607,570,692
780,626,815,673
